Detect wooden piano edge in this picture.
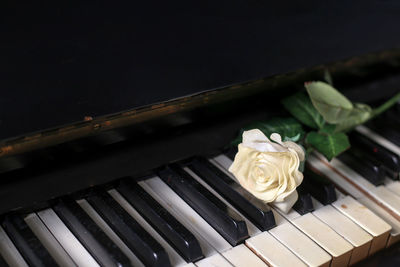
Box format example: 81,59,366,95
1,49,400,159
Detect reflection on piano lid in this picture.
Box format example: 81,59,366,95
1,2,400,266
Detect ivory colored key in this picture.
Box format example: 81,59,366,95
373,186,400,217
384,178,400,196
222,244,266,267
77,199,145,267
211,155,331,266
24,213,76,267
195,253,232,267
307,155,364,199
285,211,353,267
184,166,260,236
311,198,372,265
356,126,400,156
142,176,271,266
269,210,331,267
212,155,235,175
116,179,203,262
357,197,400,247
0,226,28,267
2,214,58,267
332,196,391,254
308,155,393,255
187,159,275,231
109,189,187,266
246,232,306,267
37,208,100,267
140,177,231,256
312,153,400,220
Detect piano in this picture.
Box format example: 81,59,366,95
1,1,400,266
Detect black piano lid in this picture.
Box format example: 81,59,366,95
1,1,400,145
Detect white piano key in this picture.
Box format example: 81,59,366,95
384,178,400,196
311,198,372,265
37,208,100,267
357,197,400,247
269,210,331,267
222,244,266,267
214,153,376,265
311,153,400,227
332,196,391,254
0,225,29,267
195,253,232,267
77,199,145,267
246,231,306,267
335,189,347,199
334,190,392,253
373,186,400,217
140,176,231,255
211,155,235,177
356,125,400,156
322,155,376,192
210,156,333,266
328,156,400,218
307,155,364,198
184,166,260,236
108,189,186,266
24,213,76,267
284,212,354,267
310,154,392,255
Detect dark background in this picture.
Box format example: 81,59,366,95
1,0,400,140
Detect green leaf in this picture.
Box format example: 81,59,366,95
305,81,354,124
231,117,305,146
282,92,325,129
334,103,372,132
319,123,336,134
306,131,350,161
324,69,333,86
283,133,301,142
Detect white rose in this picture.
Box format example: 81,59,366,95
229,129,304,212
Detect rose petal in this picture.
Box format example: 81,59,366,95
242,130,287,152
284,142,305,161
229,130,304,212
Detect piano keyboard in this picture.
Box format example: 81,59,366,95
0,118,399,266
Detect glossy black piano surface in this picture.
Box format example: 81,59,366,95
1,1,400,266
2,1,400,140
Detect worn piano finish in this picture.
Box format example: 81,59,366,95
0,50,398,216
1,2,400,266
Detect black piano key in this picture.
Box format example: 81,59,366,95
86,191,171,267
303,168,337,205
2,215,57,266
0,253,7,267
116,179,204,262
225,148,314,214
187,158,275,231
367,121,400,146
384,109,400,127
338,149,386,186
350,131,400,180
53,199,131,267
158,166,249,246
225,147,238,161
292,185,314,215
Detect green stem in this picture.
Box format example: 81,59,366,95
370,92,400,119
